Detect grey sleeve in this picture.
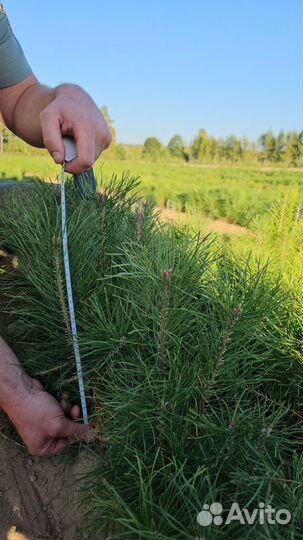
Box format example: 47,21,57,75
0,9,33,88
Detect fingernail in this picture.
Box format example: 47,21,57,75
52,151,62,163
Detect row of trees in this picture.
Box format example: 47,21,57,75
1,108,302,166
142,129,303,166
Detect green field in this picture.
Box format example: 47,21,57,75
1,153,302,291
1,155,302,222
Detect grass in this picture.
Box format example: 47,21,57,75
0,156,302,538
1,154,303,227
1,153,302,293
1,153,302,295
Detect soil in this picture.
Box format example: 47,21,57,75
156,207,251,235
0,244,92,540
0,414,92,540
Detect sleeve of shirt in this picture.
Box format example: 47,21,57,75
0,9,33,88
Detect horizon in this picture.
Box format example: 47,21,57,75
6,0,302,145
104,127,302,148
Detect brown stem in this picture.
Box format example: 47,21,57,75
159,269,174,369
134,208,144,244
200,304,242,414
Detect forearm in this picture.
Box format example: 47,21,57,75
0,74,52,146
0,73,111,174
10,82,55,147
1,78,95,148
0,336,31,420
5,82,84,148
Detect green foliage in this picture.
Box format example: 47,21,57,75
115,143,127,160
191,131,245,163
100,106,116,144
143,137,163,160
258,130,303,166
168,134,185,159
192,129,213,160
1,156,302,228
1,117,303,165
276,130,287,161
221,135,243,162
249,189,303,291
189,128,303,166
259,130,277,162
0,177,302,539
286,131,303,166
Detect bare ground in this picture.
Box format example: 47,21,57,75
0,249,94,540
156,207,251,235
0,414,93,540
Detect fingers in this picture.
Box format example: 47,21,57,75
39,88,113,174
59,393,80,420
59,393,72,416
70,404,81,420
40,108,65,164
64,130,96,175
31,378,44,391
49,437,70,455
43,427,94,456
64,126,112,174
55,416,90,442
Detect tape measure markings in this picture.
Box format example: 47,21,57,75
61,164,89,424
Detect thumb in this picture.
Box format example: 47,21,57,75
40,108,65,164
56,416,90,442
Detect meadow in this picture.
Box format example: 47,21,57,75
1,155,302,220
1,153,302,291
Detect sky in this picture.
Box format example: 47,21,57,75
6,0,303,145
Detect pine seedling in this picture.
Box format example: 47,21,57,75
0,176,302,540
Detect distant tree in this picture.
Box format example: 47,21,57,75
240,135,251,160
115,143,127,160
249,141,259,163
240,135,250,152
208,136,218,161
168,135,185,159
224,135,242,162
0,115,24,154
286,131,303,166
276,130,287,161
100,106,116,143
191,130,221,161
217,138,225,161
143,137,162,160
259,130,276,161
191,129,209,161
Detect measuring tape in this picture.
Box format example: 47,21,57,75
61,137,89,424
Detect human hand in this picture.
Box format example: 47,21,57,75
9,378,90,457
39,84,112,175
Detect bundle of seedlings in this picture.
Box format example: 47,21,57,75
0,175,302,540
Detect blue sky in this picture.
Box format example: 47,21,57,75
7,0,302,145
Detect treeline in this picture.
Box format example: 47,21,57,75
138,129,303,166
0,108,302,167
